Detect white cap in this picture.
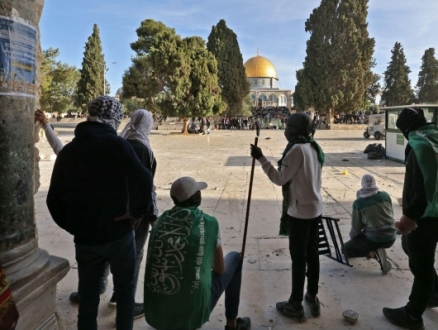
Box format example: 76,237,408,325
170,177,208,202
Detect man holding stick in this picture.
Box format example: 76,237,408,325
250,113,324,323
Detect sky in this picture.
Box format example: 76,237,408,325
40,0,438,95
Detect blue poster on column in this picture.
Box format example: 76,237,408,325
0,15,36,97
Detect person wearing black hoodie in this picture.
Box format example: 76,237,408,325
47,96,153,330
383,107,438,330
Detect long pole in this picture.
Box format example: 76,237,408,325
241,121,260,257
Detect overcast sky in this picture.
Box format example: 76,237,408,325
41,0,438,94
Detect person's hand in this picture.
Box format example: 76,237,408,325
35,109,48,125
250,144,263,159
115,213,142,229
395,215,418,234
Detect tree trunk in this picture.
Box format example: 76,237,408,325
181,117,189,134
327,108,334,124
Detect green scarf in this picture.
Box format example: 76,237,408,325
278,137,325,235
408,124,438,218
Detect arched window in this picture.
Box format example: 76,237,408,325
259,94,267,101
269,94,277,102
251,94,256,101
278,94,287,106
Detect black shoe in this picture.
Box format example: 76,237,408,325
276,301,306,323
427,294,438,308
69,292,80,304
382,306,425,330
375,248,392,275
134,302,144,320
304,293,321,317
224,317,251,330
108,292,116,308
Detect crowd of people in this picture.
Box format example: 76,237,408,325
33,99,438,330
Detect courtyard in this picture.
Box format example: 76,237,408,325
34,126,438,329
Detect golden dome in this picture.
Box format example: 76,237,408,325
244,55,277,78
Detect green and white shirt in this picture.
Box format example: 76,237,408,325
144,206,219,330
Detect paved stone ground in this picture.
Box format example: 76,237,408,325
34,127,438,329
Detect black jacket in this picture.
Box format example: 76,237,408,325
402,149,427,221
47,122,153,245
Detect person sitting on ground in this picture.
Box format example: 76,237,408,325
343,174,396,274
144,177,251,330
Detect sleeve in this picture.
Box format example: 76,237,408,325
46,152,70,233
257,146,303,186
43,124,63,155
403,151,428,220
350,201,363,238
123,141,153,219
216,226,222,249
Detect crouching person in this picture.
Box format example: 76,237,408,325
144,177,251,330
343,174,396,274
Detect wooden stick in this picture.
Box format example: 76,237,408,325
241,136,258,257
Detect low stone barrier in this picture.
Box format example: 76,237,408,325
329,124,366,130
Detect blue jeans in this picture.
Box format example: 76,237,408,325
210,251,243,320
101,217,151,298
76,231,136,330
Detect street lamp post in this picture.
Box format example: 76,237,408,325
93,60,116,95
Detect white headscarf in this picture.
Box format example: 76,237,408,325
356,174,379,198
120,109,153,148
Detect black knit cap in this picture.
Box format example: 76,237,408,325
396,107,427,139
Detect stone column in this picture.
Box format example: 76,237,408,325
0,1,69,329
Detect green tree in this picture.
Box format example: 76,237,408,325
124,19,226,133
366,72,381,105
295,0,375,121
76,24,109,111
240,94,254,117
207,19,250,116
40,48,80,115
416,48,438,103
122,20,176,111
120,97,146,115
381,42,413,106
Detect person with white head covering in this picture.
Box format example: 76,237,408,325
111,109,158,318
343,174,396,274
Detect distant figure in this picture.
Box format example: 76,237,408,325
343,174,396,274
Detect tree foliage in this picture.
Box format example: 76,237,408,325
76,24,109,111
40,48,80,114
381,42,413,106
123,19,226,128
207,19,250,116
416,48,438,103
294,0,375,118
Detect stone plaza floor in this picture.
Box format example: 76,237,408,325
34,126,438,329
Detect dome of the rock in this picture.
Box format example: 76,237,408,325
244,55,277,78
